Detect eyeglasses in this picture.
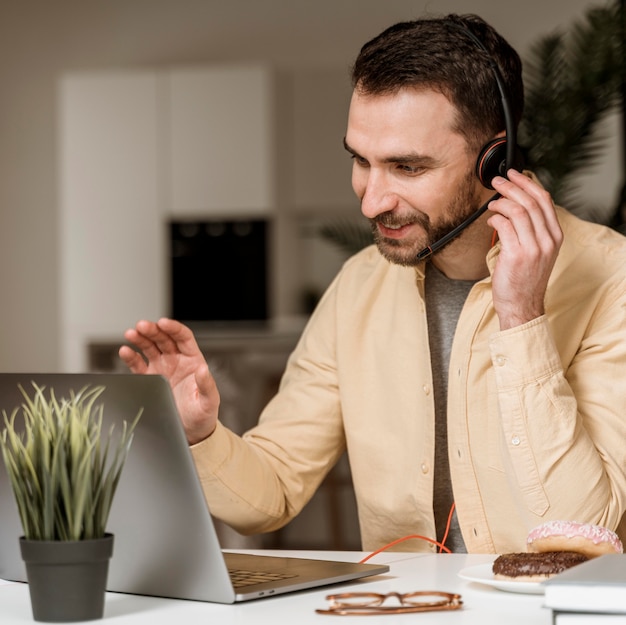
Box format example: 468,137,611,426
315,590,463,616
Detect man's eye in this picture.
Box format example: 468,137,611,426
350,154,369,167
398,164,423,174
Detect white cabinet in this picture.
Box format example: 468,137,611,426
291,69,355,211
167,65,276,217
59,65,276,371
59,71,164,372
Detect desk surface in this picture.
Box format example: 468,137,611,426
0,550,553,624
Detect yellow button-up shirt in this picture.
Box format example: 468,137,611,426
192,206,626,553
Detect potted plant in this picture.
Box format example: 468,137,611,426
0,382,141,622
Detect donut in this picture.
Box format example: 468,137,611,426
526,521,623,559
492,551,588,582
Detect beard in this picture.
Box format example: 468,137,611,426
370,169,484,267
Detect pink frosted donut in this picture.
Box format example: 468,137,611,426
527,521,623,558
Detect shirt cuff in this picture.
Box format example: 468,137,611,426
189,421,232,479
489,315,563,389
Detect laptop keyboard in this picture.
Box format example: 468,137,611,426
229,568,299,588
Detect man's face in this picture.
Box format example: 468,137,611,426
344,88,492,266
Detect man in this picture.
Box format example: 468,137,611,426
120,14,626,554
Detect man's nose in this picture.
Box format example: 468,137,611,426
356,169,397,219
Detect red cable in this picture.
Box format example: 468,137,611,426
358,502,456,563
439,502,455,553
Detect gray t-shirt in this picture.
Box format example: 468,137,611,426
424,261,478,553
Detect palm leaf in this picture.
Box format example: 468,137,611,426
519,3,624,214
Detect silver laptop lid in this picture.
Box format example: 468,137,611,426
0,373,389,603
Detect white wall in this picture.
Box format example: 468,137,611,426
0,0,621,372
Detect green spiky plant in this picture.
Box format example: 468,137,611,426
0,383,142,542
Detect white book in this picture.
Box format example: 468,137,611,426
544,554,626,614
552,612,626,624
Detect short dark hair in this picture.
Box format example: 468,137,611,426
350,14,524,153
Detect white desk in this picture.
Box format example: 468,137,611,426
0,550,553,624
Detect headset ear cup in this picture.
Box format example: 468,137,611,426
476,137,508,189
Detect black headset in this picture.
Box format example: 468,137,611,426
416,23,524,261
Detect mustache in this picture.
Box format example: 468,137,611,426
370,212,430,230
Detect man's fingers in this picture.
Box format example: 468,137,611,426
118,344,148,374
156,318,202,357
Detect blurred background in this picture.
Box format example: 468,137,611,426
0,0,623,548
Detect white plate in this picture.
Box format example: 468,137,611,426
458,564,544,595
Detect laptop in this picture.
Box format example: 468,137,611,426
0,373,389,603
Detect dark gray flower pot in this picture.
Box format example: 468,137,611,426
19,534,114,622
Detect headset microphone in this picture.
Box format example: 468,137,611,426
415,193,497,261
416,24,522,261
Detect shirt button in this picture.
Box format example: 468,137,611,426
422,384,431,395
421,462,429,474
511,435,521,446
495,355,507,366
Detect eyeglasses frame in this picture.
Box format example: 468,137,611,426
315,590,463,615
